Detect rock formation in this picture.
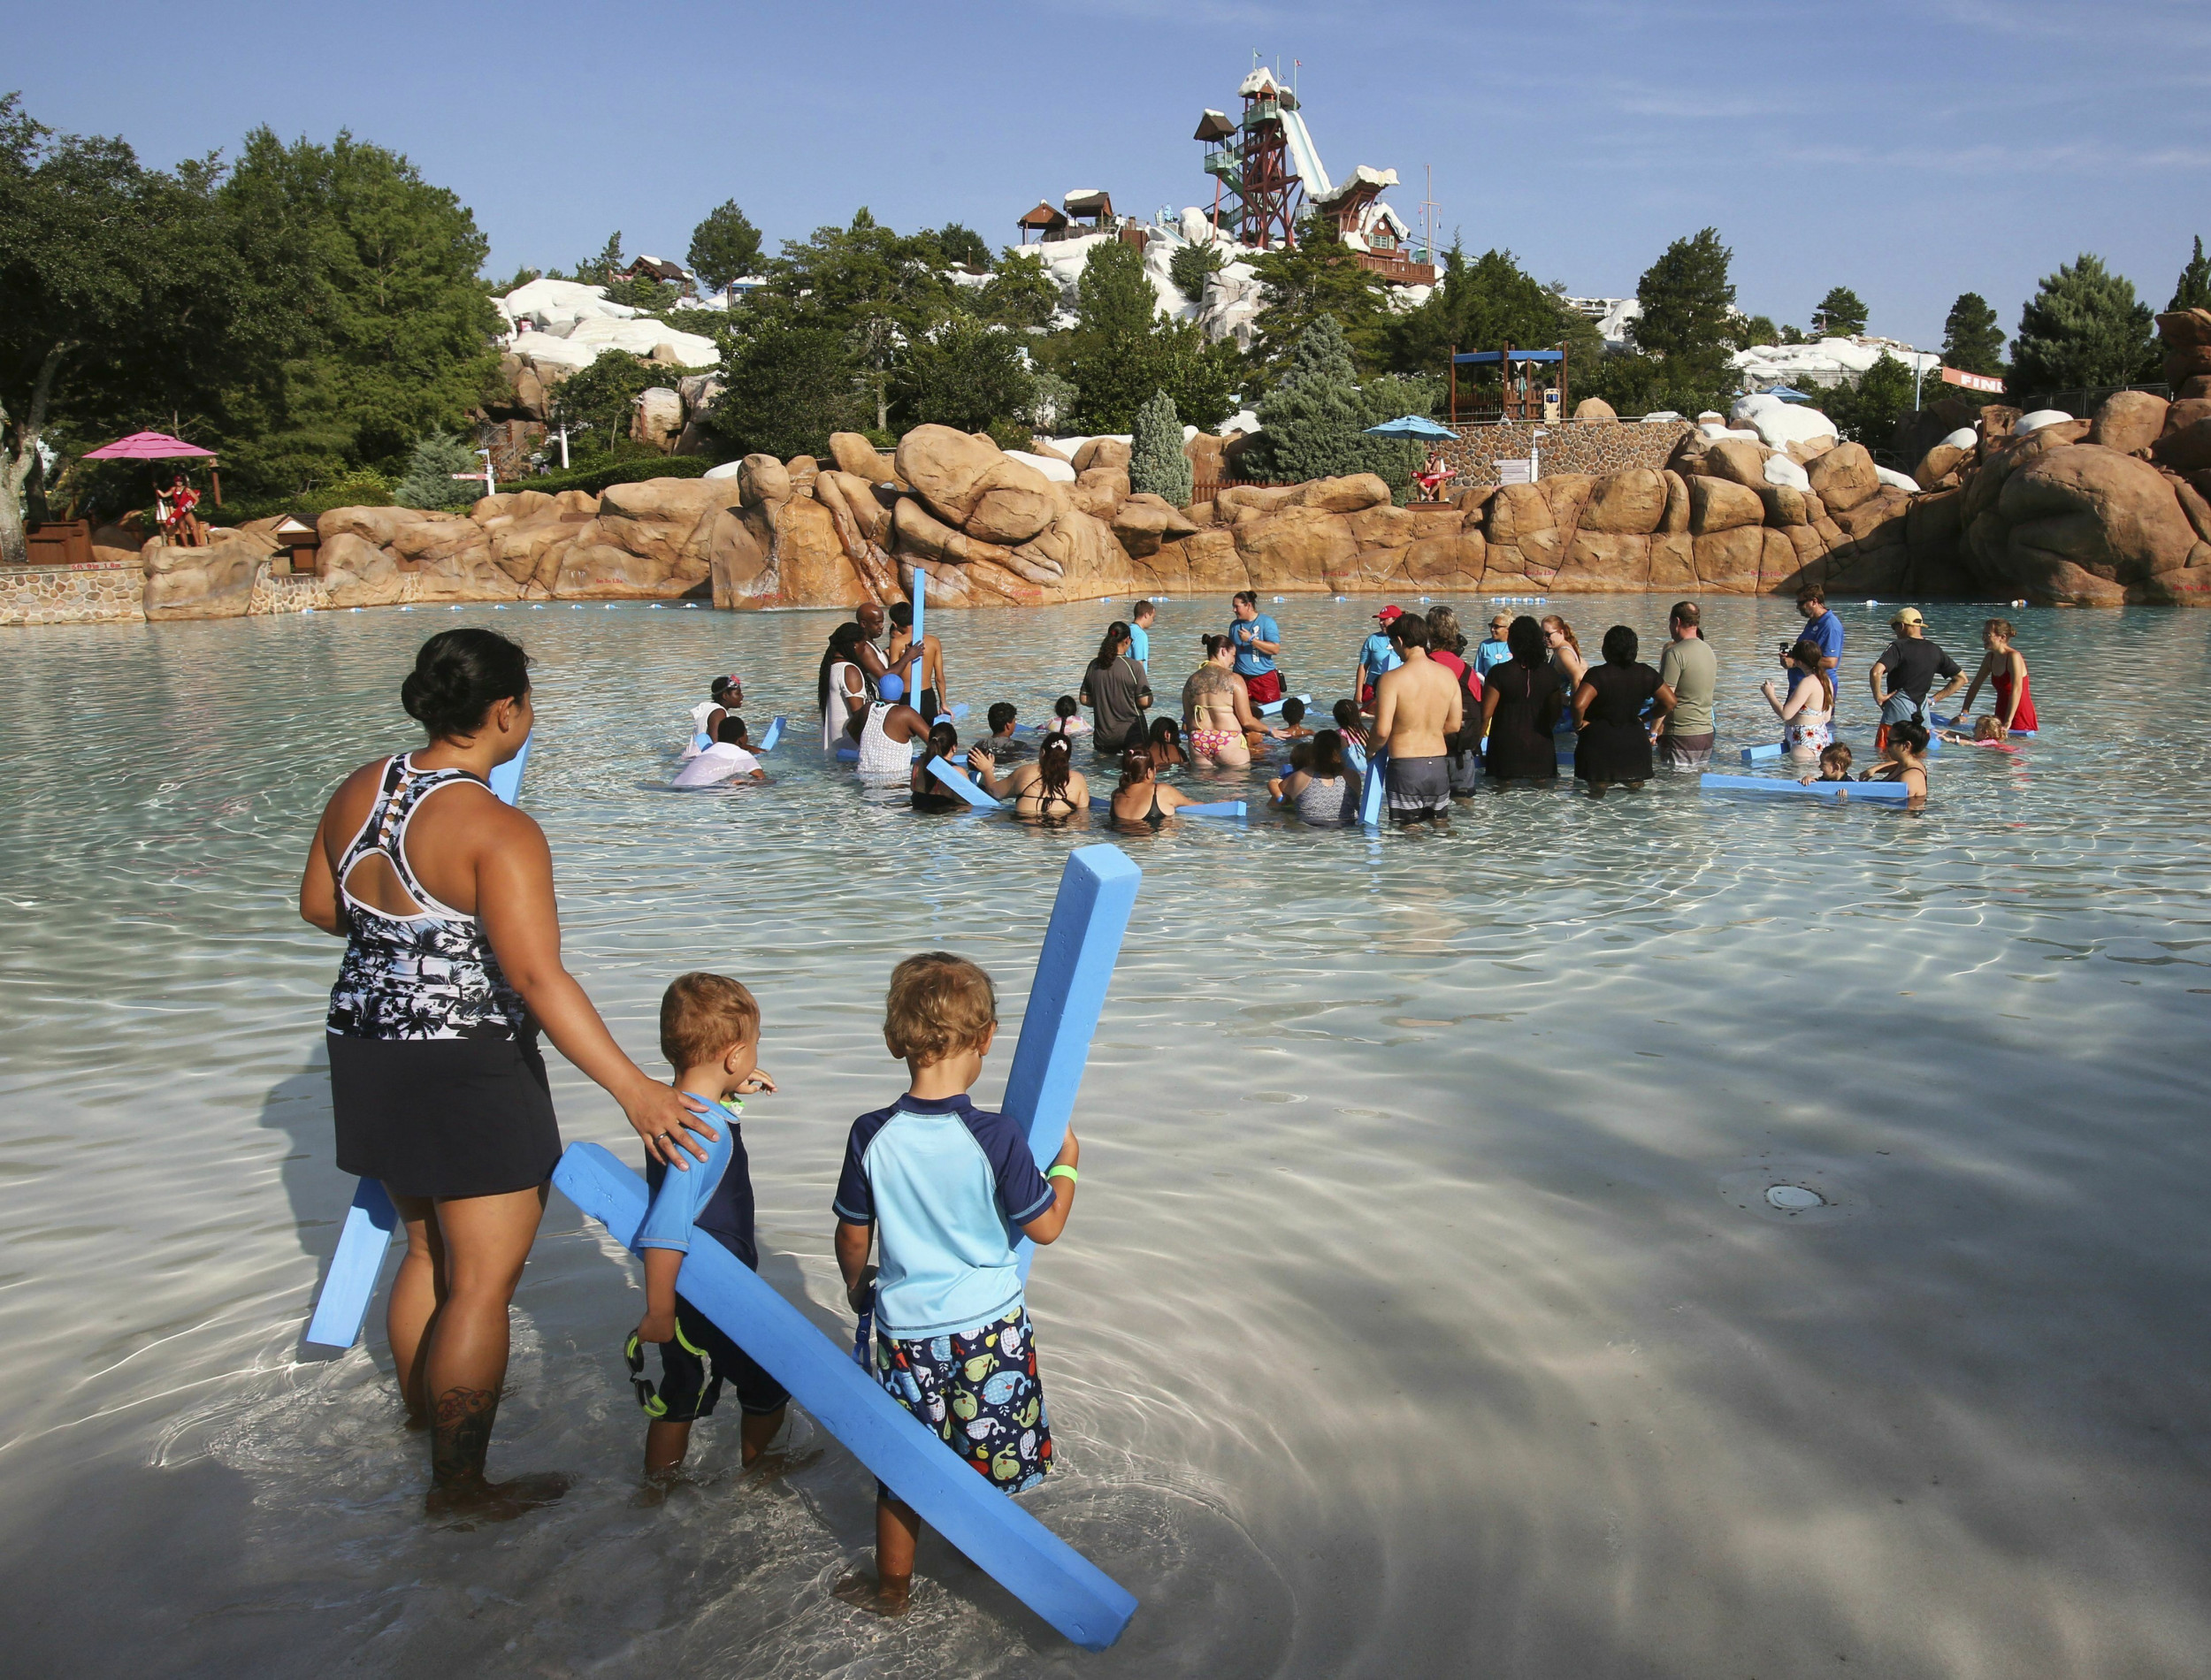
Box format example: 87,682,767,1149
104,313,2211,622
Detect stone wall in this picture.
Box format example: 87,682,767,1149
1440,419,1694,489
0,559,146,627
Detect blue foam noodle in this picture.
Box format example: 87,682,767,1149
1088,795,1243,818
1741,742,1785,763
924,758,1005,809
836,743,857,761
1359,749,1389,826
1700,773,1913,802
302,1178,400,1351
486,732,531,805
554,1143,1136,1650
758,716,784,752
998,845,1142,1285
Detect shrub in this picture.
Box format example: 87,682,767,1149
394,432,481,510
1128,391,1192,504
1169,241,1226,302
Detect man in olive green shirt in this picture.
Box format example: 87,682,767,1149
1656,600,1717,768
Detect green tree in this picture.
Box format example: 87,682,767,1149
900,317,1037,434
544,351,664,460
1128,389,1192,503
1819,352,1918,452
975,249,1060,327
1810,286,1869,337
929,224,992,270
394,431,479,509
1630,228,1737,388
687,200,761,292
768,209,958,430
578,231,624,285
1243,314,1418,490
215,128,501,492
0,96,310,558
1169,241,1226,302
708,319,864,460
2169,236,2211,313
1735,314,1782,349
1062,241,1238,432
1383,244,1602,399
1244,216,1392,384
2010,254,2155,395
1940,292,2005,376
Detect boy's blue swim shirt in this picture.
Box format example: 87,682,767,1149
833,1093,1055,1340
637,1096,757,1270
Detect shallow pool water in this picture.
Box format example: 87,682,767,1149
3,594,2207,1679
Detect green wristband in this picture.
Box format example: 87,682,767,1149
1046,1165,1077,1184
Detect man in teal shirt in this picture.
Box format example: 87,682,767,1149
1128,599,1154,676
1229,590,1283,706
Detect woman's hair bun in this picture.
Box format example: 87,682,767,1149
402,629,532,739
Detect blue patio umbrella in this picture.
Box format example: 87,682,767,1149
1363,414,1458,439
1763,386,1817,404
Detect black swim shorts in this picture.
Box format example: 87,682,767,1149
1387,753,1452,823
630,1291,789,1424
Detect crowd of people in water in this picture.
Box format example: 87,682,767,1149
292,607,2039,1623
692,584,2038,821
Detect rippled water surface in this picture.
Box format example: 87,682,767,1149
4,594,2208,1679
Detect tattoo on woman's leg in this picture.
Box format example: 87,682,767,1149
431,1385,500,1485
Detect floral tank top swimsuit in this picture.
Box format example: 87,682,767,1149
327,755,530,1042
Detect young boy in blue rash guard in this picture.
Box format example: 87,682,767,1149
830,952,1080,1616
629,973,786,1481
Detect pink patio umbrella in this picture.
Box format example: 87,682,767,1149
81,431,222,504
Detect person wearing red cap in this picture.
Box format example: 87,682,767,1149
1352,606,1405,713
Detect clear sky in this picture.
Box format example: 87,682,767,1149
11,0,2207,351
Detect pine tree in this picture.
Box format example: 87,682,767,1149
394,431,480,508
1246,315,1416,489
2010,254,2155,394
1630,229,1737,386
1810,286,1869,338
686,201,761,292
1128,390,1192,504
2169,236,2211,313
1939,293,2005,375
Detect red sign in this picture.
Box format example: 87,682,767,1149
1940,366,2006,394
449,471,488,481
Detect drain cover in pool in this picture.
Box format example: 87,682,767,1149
1765,1185,1824,1210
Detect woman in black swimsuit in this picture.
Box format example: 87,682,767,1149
909,720,968,812
300,630,713,1520
968,733,1090,819
1109,748,1203,826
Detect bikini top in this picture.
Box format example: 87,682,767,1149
326,754,529,1042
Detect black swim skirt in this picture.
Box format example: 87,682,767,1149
328,1032,562,1200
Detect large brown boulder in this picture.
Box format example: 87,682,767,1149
1010,510,1128,595
1217,483,1302,518
1160,527,1250,592
2156,309,2211,383
1556,531,1650,589
317,530,409,607
1572,397,1618,422
1072,438,1132,474
1914,443,1968,491
738,454,791,508
631,387,684,451
1702,439,1770,491
2088,390,2169,456
894,424,1002,522
1659,470,1691,533
1692,526,1764,592
2153,405,2211,474
1687,477,1765,535
1807,441,1880,513
1348,505,1416,548
142,529,272,619
2000,443,2200,584
828,431,898,483
1297,473,1393,514
1111,494,1200,559
1649,532,1697,588
1069,466,1130,518
1398,531,1486,586
1579,468,1668,534
1233,505,1357,587
964,461,1066,546
891,495,1014,569
1756,484,1809,527
762,495,868,607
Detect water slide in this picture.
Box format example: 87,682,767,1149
1278,106,1334,202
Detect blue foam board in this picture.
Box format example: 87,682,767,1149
1741,742,1784,763
555,1142,1136,1650
486,732,531,804
1257,693,1310,718
1359,748,1389,826
758,715,784,752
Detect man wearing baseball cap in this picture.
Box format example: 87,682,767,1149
1868,607,1964,745
684,675,745,758
1351,606,1406,712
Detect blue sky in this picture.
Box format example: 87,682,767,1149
11,0,2208,351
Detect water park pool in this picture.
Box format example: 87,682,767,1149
3,594,2207,1678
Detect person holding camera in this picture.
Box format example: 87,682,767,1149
1654,601,1717,769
